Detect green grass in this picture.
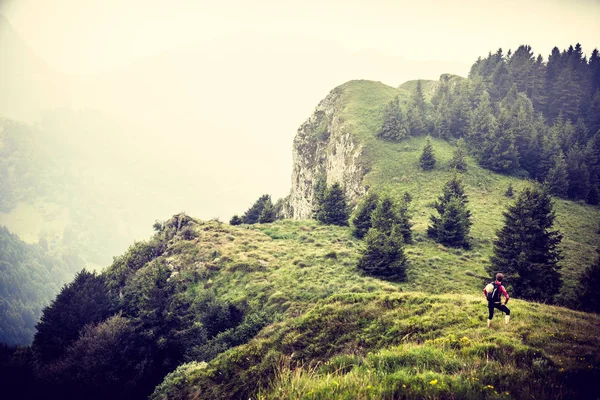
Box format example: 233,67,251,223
148,80,600,399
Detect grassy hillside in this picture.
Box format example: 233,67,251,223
150,80,600,399
150,219,599,400
11,79,599,399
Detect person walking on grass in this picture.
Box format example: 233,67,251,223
483,272,510,328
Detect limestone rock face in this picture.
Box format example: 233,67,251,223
285,86,366,219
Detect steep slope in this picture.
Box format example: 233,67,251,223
287,80,403,218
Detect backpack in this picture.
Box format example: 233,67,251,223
486,282,501,303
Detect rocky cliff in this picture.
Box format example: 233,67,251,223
286,84,367,219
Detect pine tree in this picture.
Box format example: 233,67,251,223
428,174,472,247
352,192,379,239
371,195,399,236
229,215,243,225
242,194,271,224
378,96,409,141
435,197,471,248
467,91,497,159
545,153,569,198
320,182,349,226
505,183,514,198
409,81,427,135
489,185,562,301
419,137,436,170
577,248,600,313
258,198,276,223
566,145,591,200
33,270,114,364
312,175,327,221
449,138,468,171
357,227,407,281
397,198,413,244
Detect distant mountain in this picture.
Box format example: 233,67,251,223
0,226,82,345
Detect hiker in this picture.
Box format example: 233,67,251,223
483,272,510,328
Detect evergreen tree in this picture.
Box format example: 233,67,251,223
467,91,497,159
242,194,271,224
434,197,471,248
408,80,427,135
320,182,349,226
258,198,276,223
419,137,436,170
565,145,591,200
229,215,243,225
480,107,520,172
370,195,412,243
378,96,409,141
371,195,399,236
397,198,413,244
545,152,569,198
33,270,114,364
357,227,407,281
489,185,562,301
577,248,600,313
450,81,472,137
352,192,379,239
428,174,472,248
505,183,514,198
312,175,327,222
449,138,468,171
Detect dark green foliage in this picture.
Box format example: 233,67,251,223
461,44,600,201
242,194,272,224
467,91,497,159
377,96,409,141
403,191,413,204
352,192,379,239
185,311,272,362
428,174,472,248
545,153,569,198
419,137,436,170
505,183,514,198
312,175,327,221
229,215,243,225
319,182,349,226
371,195,399,236
357,227,407,281
450,137,468,171
0,226,83,346
258,198,276,223
32,269,115,364
396,199,413,245
42,315,148,400
577,249,600,313
103,238,167,292
408,81,427,135
565,145,590,200
489,185,562,302
370,195,412,244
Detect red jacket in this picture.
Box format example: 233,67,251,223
483,281,509,303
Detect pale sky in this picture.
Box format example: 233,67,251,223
2,0,600,75
1,0,599,261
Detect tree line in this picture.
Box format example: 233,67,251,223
378,44,600,205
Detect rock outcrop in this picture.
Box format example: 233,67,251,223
286,85,367,219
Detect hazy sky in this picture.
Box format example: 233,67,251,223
1,0,599,259
2,0,600,75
